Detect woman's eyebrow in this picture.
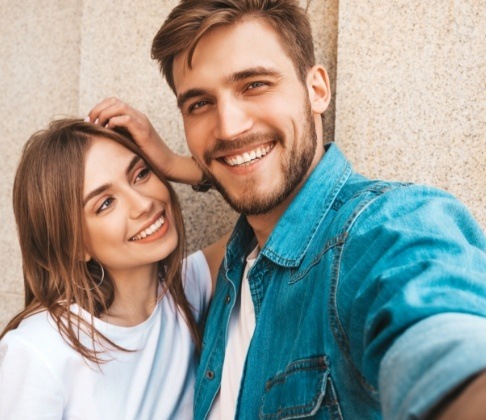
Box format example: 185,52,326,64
125,155,142,176
83,184,110,207
83,154,142,206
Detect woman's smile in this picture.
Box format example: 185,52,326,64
129,211,169,242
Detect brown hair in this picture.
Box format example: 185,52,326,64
152,0,315,93
1,119,200,362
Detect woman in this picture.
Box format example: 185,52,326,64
0,119,224,419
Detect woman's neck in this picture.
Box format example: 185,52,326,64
101,264,160,327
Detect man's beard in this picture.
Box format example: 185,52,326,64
201,105,317,216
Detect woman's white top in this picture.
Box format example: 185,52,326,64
0,251,211,420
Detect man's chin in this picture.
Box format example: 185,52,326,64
213,183,291,216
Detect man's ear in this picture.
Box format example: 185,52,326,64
306,65,331,114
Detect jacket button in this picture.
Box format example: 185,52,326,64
206,370,215,380
225,294,231,303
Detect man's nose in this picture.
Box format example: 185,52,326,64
214,97,253,141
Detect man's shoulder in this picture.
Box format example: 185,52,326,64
336,175,458,222
324,174,408,230
324,173,485,248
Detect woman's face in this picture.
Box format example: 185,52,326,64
82,136,178,277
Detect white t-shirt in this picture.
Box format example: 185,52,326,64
209,246,259,420
0,251,211,420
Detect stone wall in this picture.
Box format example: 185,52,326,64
0,0,484,328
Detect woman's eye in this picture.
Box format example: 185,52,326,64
96,197,114,214
135,167,151,182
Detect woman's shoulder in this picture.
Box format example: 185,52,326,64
183,250,211,287
3,310,57,342
1,309,75,363
0,310,71,416
182,250,212,318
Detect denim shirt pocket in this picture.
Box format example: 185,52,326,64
259,356,343,419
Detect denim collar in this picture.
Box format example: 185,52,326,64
259,142,352,267
225,143,352,270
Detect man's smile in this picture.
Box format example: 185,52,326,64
221,142,275,167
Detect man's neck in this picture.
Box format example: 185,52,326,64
247,145,325,247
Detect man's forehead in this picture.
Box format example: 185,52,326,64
171,20,293,93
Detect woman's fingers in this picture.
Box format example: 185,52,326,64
87,97,141,126
86,98,153,141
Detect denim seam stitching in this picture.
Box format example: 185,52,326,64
289,234,347,284
262,162,353,266
328,183,402,396
260,357,330,419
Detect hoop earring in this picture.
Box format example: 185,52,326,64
90,259,105,289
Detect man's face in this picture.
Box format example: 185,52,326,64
173,20,326,216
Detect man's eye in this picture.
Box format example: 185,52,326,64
247,81,267,90
96,197,114,214
189,100,209,113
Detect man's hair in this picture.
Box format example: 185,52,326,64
152,0,315,93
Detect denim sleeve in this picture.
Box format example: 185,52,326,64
379,313,486,419
337,184,486,419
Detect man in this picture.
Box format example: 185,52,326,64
90,1,486,418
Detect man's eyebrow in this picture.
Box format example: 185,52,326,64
176,67,282,109
83,155,142,207
177,89,206,109
231,66,282,82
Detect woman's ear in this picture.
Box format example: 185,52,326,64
84,251,92,262
306,65,331,115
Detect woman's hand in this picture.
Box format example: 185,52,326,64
86,97,161,151
85,97,202,185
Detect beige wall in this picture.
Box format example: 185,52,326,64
336,1,486,224
0,0,484,329
0,0,83,328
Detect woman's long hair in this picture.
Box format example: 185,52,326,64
1,119,200,362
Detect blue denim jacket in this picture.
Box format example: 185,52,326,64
194,143,486,419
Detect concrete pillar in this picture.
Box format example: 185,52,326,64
335,0,485,226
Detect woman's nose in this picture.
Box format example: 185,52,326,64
127,188,153,219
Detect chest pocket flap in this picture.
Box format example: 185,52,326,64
260,356,334,419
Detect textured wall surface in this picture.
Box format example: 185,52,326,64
0,0,83,328
336,0,486,226
0,0,483,330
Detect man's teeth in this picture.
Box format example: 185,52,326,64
224,144,272,167
131,215,165,241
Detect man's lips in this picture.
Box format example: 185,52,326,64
204,130,282,166
216,141,275,167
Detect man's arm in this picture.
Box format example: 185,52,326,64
336,183,486,419
433,371,486,420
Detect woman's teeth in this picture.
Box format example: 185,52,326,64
224,144,273,167
130,215,165,241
